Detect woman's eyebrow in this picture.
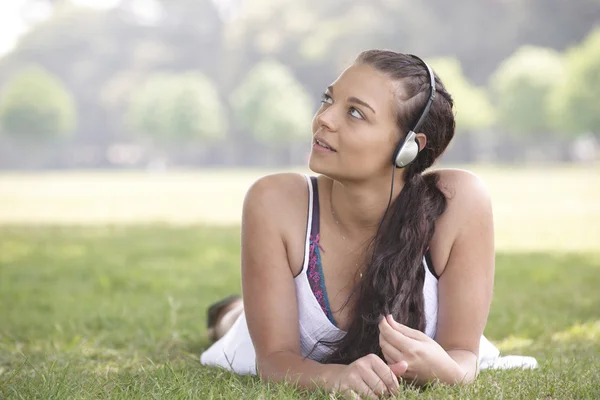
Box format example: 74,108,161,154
327,85,376,115
348,96,376,115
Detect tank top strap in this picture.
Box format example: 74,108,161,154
297,174,319,277
309,176,320,237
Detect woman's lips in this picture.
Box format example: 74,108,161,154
313,141,336,152
313,137,336,152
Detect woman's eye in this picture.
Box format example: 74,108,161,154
349,107,363,120
319,93,363,120
320,93,333,105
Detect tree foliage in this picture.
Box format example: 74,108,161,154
0,65,76,139
489,46,564,136
127,72,227,142
2,0,599,154
230,60,313,144
429,58,495,133
549,28,600,135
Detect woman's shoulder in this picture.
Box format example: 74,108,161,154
244,172,309,202
428,168,492,237
242,172,313,275
426,168,494,276
242,172,310,225
426,168,491,208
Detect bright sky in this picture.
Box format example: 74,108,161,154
0,0,121,56
0,0,235,57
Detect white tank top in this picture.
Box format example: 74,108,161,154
200,174,501,374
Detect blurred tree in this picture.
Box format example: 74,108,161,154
1,5,145,145
1,1,224,144
489,46,564,137
230,60,313,163
0,65,76,140
422,0,599,84
99,39,178,136
222,0,599,103
429,58,495,133
2,0,599,167
127,72,227,142
549,28,600,136
429,57,495,162
146,0,224,76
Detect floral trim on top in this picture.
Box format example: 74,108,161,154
307,233,336,326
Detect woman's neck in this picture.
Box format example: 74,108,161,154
327,172,405,238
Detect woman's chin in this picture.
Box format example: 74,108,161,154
308,153,327,174
308,152,348,180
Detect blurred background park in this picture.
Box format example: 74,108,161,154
0,0,599,398
0,0,599,170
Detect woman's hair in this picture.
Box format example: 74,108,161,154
321,50,456,364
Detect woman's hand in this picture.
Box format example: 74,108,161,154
324,353,406,399
379,314,464,385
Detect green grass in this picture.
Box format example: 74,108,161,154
0,166,599,398
1,225,599,399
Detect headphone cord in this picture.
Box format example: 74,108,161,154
369,165,397,264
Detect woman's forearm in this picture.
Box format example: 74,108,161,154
430,350,478,385
402,349,477,386
256,349,477,390
446,350,478,383
257,351,344,391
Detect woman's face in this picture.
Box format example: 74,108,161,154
309,62,403,182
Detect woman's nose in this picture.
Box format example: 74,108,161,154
316,105,338,132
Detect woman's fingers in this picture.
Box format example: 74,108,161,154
379,316,414,351
334,380,375,400
379,333,404,364
358,366,390,398
367,353,401,394
354,354,389,397
350,354,400,398
390,360,409,377
386,315,425,340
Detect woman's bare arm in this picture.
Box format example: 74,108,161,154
435,169,495,382
241,174,337,388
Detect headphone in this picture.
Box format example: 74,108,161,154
392,55,437,168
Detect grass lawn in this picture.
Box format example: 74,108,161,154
0,166,599,398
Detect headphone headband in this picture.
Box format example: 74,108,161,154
392,54,436,168
407,54,436,134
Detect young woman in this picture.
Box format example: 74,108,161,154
201,50,536,398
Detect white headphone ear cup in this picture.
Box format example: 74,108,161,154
395,133,420,168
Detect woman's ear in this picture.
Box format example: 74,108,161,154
415,133,427,151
